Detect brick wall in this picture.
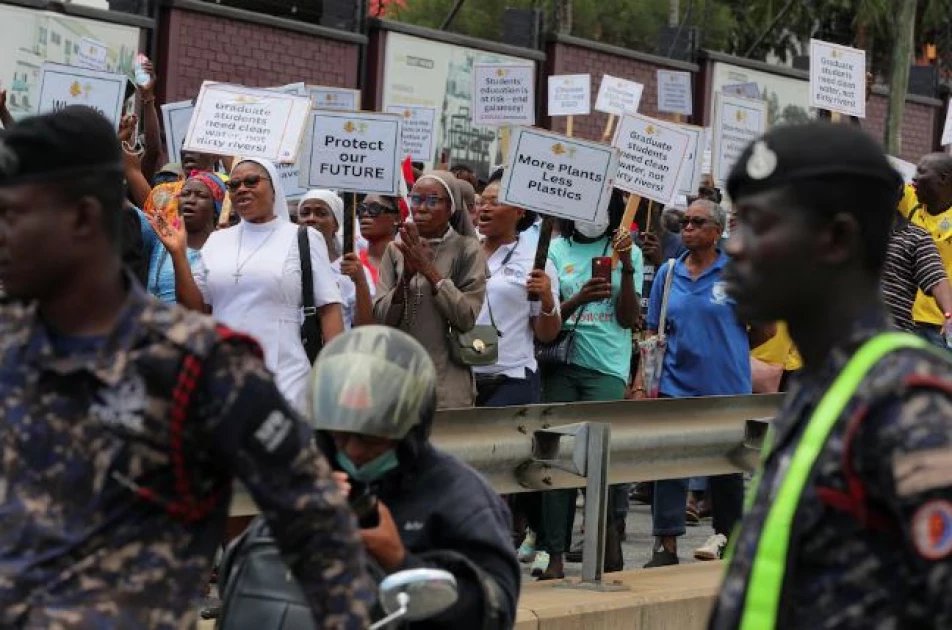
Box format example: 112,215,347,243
545,34,699,141
861,93,940,163
157,0,362,102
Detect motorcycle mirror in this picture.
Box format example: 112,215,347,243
376,568,458,624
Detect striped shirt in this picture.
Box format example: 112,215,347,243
881,221,948,331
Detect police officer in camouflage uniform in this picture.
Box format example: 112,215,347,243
0,107,373,629
710,122,952,629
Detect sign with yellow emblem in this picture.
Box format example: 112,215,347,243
307,85,361,112
385,105,436,162
37,62,127,128
500,127,618,224
612,114,691,204
711,92,768,186
472,63,535,126
299,110,402,195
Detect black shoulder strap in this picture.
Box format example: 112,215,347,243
298,226,316,314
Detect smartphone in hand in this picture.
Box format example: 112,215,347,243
592,256,612,282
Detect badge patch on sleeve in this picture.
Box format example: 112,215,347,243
912,500,952,560
893,448,952,497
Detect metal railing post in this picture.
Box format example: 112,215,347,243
580,422,610,584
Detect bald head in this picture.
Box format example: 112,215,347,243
915,153,952,211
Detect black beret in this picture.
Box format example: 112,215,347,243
0,106,122,187
726,122,902,201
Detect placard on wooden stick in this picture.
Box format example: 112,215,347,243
809,39,867,119
611,114,691,205
711,92,768,186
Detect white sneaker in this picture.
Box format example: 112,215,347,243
694,534,728,560
517,530,536,563
530,550,550,576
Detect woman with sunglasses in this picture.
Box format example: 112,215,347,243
297,189,374,329
357,194,401,286
374,170,485,409
640,198,772,569
154,158,345,413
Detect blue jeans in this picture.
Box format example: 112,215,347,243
915,324,949,350
652,474,744,537
475,369,541,407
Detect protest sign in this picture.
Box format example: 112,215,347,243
675,124,704,198
499,127,618,224
887,155,916,184
385,105,436,162
809,39,866,118
472,63,535,126
656,70,693,116
308,85,360,112
611,114,691,204
299,111,402,195
722,82,761,100
271,82,308,97
594,74,644,116
942,105,952,147
264,83,310,198
702,127,713,176
548,74,591,117
76,38,108,72
37,62,126,127
182,82,311,163
711,92,768,185
161,99,194,161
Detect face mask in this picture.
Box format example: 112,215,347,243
575,218,608,239
336,450,400,483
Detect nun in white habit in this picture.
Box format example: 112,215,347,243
160,157,344,413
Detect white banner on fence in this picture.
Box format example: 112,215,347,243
547,74,591,117
594,74,644,117
37,62,126,127
472,63,535,126
500,127,618,224
308,85,360,111
611,114,691,205
711,92,768,185
182,82,311,163
656,70,693,116
299,110,402,195
809,39,866,119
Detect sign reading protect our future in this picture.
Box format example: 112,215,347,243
612,114,691,204
299,111,402,195
183,82,312,163
500,127,618,224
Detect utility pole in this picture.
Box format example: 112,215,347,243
669,0,679,28
885,0,916,154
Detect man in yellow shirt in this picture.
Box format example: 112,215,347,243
751,322,801,392
898,153,952,346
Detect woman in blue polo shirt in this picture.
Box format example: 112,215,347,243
643,198,771,568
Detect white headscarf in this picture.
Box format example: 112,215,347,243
298,189,344,231
232,157,289,222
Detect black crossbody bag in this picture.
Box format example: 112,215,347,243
298,227,323,363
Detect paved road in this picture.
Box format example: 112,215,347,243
522,495,716,580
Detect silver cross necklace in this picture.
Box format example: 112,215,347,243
233,223,278,284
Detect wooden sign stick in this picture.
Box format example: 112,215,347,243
645,200,655,235
499,126,512,164
601,114,617,143
612,193,641,266
566,115,574,138
343,194,356,255
528,217,557,302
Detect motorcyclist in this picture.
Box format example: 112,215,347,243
308,325,521,629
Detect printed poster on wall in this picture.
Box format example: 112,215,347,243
381,31,535,175
500,127,618,224
472,62,535,126
182,82,311,163
36,62,126,127
656,70,693,116
308,85,360,112
386,105,436,162
299,110,402,195
76,38,109,72
710,61,814,127
711,92,768,185
547,74,591,117
611,114,691,204
809,39,866,118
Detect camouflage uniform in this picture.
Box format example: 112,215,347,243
0,279,373,629
710,308,952,629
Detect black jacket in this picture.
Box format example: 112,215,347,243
372,444,520,630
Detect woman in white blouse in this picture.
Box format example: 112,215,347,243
473,168,562,406
155,157,344,412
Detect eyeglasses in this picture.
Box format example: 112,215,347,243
358,201,398,218
679,216,717,229
409,193,446,210
225,174,270,192
476,197,502,208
